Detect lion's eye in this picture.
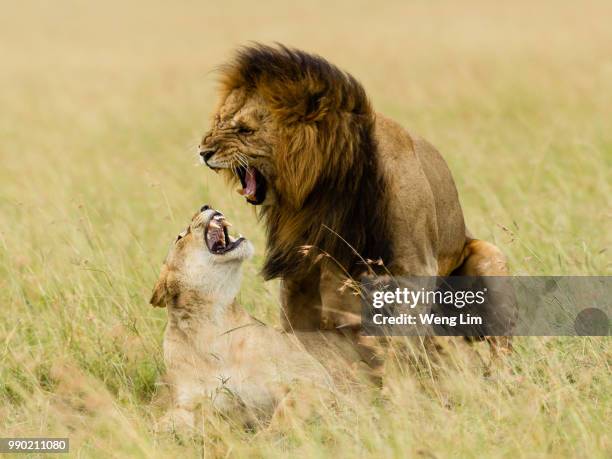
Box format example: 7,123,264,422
237,125,254,136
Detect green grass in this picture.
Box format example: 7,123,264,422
1,1,610,457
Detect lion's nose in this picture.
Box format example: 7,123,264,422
199,148,217,164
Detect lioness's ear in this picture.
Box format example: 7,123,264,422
150,266,177,308
150,278,168,308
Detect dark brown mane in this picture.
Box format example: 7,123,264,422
220,44,394,280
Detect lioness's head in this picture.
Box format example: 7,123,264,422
150,206,253,308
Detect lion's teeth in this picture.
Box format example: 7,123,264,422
209,221,221,229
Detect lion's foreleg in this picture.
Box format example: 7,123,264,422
318,267,385,383
279,267,322,331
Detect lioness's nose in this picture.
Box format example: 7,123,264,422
200,148,217,164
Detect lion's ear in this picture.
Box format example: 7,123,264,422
264,80,328,124
149,266,177,308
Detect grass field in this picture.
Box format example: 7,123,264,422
1,1,611,457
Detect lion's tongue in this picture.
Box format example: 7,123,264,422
243,167,257,200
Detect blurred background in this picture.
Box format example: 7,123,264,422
1,1,610,456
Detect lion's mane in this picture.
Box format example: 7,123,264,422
219,44,394,280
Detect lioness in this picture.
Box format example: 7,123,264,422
150,206,366,430
199,45,510,359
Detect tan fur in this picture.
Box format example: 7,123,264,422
200,45,512,359
151,208,368,432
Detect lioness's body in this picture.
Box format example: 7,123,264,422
162,296,360,429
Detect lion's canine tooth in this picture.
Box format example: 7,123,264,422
209,220,221,229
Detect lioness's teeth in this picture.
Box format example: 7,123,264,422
209,221,221,229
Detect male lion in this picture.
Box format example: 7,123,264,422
199,45,509,361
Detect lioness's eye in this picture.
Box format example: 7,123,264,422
238,125,254,136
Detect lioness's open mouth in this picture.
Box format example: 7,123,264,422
236,166,267,205
205,212,245,254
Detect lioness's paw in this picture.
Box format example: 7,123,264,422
155,408,196,434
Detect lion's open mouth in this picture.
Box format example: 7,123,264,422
236,166,267,205
205,212,245,254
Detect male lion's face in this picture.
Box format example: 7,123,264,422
199,88,277,206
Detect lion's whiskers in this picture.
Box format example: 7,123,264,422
234,152,249,169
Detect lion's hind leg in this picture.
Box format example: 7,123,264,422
452,239,514,354
454,239,509,277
